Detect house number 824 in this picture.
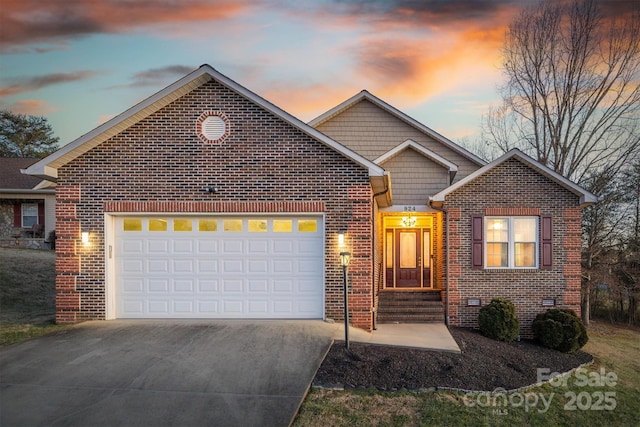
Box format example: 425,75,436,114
404,206,416,212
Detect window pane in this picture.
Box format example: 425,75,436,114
273,219,292,232
486,218,508,242
223,219,242,232
515,243,536,267
386,232,393,268
298,219,317,232
149,219,167,232
487,243,508,267
174,219,192,232
423,231,431,268
123,219,142,231
514,218,536,242
248,219,267,232
198,219,217,232
22,203,38,227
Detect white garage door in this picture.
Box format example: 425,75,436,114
113,215,324,319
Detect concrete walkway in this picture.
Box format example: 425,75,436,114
332,322,461,353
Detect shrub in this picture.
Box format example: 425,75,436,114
532,309,588,353
478,298,520,342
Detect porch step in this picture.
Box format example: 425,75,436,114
377,291,445,324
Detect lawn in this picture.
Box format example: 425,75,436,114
294,322,640,427
0,247,66,345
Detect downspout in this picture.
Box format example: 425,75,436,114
371,187,390,331
429,201,449,327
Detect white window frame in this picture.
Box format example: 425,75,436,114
21,203,38,227
484,216,538,269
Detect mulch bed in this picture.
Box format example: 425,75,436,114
313,327,593,392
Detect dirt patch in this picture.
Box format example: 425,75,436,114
314,327,593,392
0,247,56,324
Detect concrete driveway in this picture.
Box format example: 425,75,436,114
0,320,336,427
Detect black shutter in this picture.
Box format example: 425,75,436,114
541,216,553,269
471,215,483,269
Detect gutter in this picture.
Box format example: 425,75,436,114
428,199,449,326
371,185,391,331
0,189,56,195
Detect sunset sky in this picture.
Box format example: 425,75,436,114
0,0,635,147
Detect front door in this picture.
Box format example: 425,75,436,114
388,228,432,288
396,229,421,287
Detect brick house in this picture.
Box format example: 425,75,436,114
25,65,596,335
0,157,56,247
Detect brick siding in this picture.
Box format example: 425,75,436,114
55,79,374,329
442,158,582,337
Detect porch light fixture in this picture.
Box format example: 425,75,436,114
402,215,416,227
81,231,90,245
340,251,351,267
340,251,352,350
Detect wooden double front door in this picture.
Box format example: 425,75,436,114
386,228,431,288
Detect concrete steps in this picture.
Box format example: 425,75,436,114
377,290,445,324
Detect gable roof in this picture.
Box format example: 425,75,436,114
429,149,599,208
24,65,386,182
1,157,41,189
374,139,458,183
309,90,486,167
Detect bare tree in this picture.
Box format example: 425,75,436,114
485,0,640,184
484,0,640,326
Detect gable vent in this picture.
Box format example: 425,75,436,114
196,110,230,144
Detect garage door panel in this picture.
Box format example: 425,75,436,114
173,240,194,253
222,259,243,273
173,259,194,273
148,259,169,273
123,259,143,273
222,279,243,292
114,215,323,319
248,240,269,254
198,259,217,273
222,240,243,253
198,279,218,292
148,239,169,253
198,240,218,253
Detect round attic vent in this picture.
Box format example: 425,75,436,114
196,111,230,144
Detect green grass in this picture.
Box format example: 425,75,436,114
294,323,640,427
0,247,67,346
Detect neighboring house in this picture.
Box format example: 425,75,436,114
0,157,56,246
25,65,597,335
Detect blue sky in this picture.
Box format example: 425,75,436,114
0,0,634,147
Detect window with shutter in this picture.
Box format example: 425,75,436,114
480,216,539,269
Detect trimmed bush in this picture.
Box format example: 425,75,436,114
478,298,520,342
532,309,588,353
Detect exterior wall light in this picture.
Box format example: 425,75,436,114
338,233,345,247
81,232,90,245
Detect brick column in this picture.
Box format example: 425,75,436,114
55,185,81,323
347,185,373,330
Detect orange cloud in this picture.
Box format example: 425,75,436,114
1,0,252,51
8,100,57,115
